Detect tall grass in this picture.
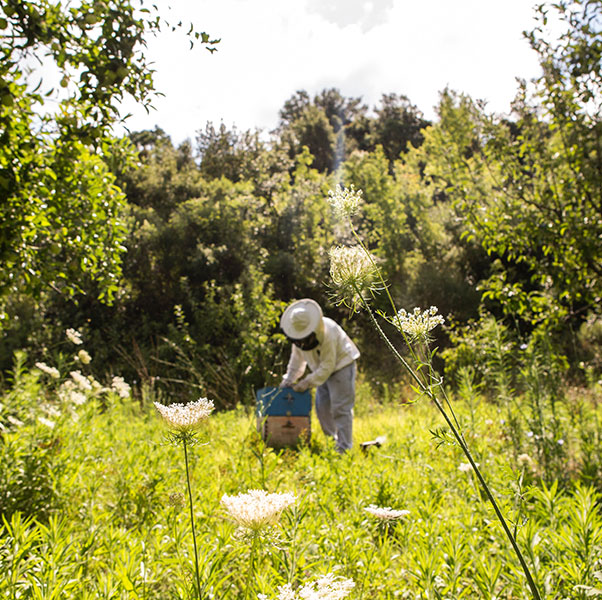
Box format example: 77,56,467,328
2,364,602,598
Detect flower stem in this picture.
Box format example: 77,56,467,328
183,438,203,600
361,298,542,600
244,532,259,600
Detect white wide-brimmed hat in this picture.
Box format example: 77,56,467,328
280,299,323,340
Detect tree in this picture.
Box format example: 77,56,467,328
369,93,430,164
278,89,369,172
287,105,336,172
462,0,602,323
0,0,218,319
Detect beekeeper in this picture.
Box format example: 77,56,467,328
280,298,360,453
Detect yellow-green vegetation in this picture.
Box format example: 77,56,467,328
2,363,602,599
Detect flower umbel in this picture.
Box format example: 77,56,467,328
70,370,92,391
364,504,410,521
35,361,60,379
329,245,380,311
154,397,214,437
66,328,83,345
111,375,131,398
262,573,355,600
76,349,91,364
328,184,362,217
393,306,445,341
221,489,295,531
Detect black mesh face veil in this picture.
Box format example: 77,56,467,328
288,331,319,351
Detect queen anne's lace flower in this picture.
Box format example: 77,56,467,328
262,573,355,600
154,397,214,434
394,306,445,341
58,380,87,405
329,245,380,310
364,504,410,521
221,489,295,531
111,375,131,398
37,416,56,428
77,349,91,365
35,362,60,379
458,461,479,472
70,370,92,391
328,184,363,217
65,328,83,345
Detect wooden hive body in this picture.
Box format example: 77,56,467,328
255,387,311,448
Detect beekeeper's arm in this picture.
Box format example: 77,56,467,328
294,335,336,391
280,344,307,388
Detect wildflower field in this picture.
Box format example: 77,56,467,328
2,352,602,599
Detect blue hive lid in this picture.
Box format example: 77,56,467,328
256,386,312,416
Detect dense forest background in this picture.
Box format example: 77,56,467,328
1,0,601,409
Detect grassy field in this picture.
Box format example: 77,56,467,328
2,365,602,599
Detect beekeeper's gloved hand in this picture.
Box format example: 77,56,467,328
293,379,310,393
279,378,292,389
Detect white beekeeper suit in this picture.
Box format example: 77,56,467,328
280,299,360,452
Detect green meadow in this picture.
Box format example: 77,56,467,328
2,359,602,599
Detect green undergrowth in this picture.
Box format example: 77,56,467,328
1,371,602,599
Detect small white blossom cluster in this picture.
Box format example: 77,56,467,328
394,306,445,341
35,361,60,379
154,397,214,434
76,349,92,365
221,489,295,531
518,453,534,468
458,461,479,472
329,245,380,310
37,416,56,429
59,380,87,406
6,415,24,428
66,328,83,345
328,184,362,217
364,504,410,521
111,376,131,398
70,370,92,391
260,573,355,600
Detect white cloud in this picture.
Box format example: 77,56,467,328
119,0,542,144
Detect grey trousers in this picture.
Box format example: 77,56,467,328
315,361,356,452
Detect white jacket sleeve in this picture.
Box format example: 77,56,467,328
282,345,307,384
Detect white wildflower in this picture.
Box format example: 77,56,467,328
65,328,83,345
111,375,131,398
35,361,60,379
221,489,296,531
70,370,92,391
71,390,87,405
38,416,56,428
328,184,363,217
43,404,61,418
329,245,380,311
7,415,24,428
154,397,214,434
517,453,534,468
364,504,410,521
299,574,356,600
76,349,91,365
264,573,354,600
58,380,86,405
458,461,479,472
394,306,445,341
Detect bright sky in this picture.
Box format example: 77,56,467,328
120,0,543,145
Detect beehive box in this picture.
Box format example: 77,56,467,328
258,415,311,448
256,387,311,448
